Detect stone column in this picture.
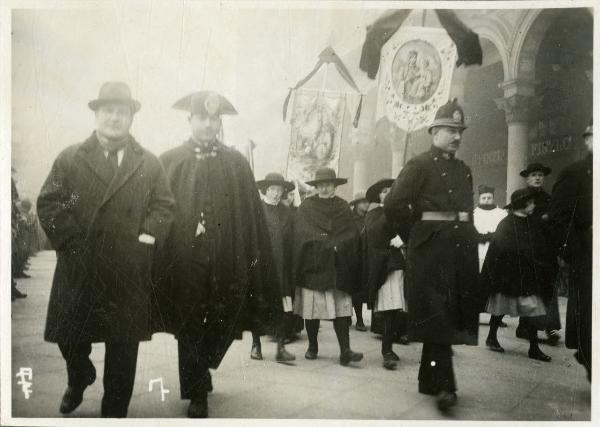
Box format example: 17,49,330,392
495,79,541,199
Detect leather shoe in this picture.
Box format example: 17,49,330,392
397,335,410,345
59,369,96,414
436,391,458,411
340,349,363,366
305,348,318,360
545,329,561,345
382,350,400,361
250,344,262,360
529,348,552,362
187,392,208,418
355,322,367,332
485,338,505,353
276,347,296,362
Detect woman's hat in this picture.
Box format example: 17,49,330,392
88,82,141,113
366,178,395,203
172,91,237,116
305,167,347,187
504,187,537,210
256,172,295,192
519,163,552,178
349,191,368,206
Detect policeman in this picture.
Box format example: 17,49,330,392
384,99,482,411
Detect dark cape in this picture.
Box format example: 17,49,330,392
262,200,294,298
481,213,557,300
154,139,279,368
293,195,361,295
364,206,406,309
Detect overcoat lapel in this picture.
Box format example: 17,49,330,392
100,140,144,207
77,135,113,186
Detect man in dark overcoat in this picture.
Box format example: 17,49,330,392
156,91,277,418
384,99,483,411
349,191,369,331
37,82,175,417
548,121,593,381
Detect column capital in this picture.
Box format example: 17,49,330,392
494,94,542,124
497,78,539,97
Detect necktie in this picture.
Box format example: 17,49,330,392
107,151,119,178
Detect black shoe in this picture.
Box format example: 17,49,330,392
382,350,400,361
397,335,410,345
529,348,552,362
250,343,262,360
516,326,528,339
436,391,458,411
545,329,561,345
187,392,208,418
340,349,363,366
276,347,296,362
59,369,96,414
305,348,318,360
485,338,505,353
12,289,27,299
355,322,367,332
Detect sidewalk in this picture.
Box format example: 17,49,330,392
10,251,590,420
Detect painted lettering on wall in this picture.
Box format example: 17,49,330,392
530,136,573,158
471,149,507,168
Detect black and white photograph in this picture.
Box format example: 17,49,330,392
1,0,596,424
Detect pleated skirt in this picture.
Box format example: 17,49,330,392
374,270,407,313
293,287,353,320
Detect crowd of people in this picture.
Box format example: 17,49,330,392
11,173,42,301
29,81,592,418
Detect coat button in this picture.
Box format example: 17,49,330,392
453,225,459,229
441,172,447,177
434,157,439,161
456,243,461,247
448,189,453,193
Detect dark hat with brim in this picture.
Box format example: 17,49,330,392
366,178,394,203
88,82,141,113
257,172,295,192
306,167,347,187
349,191,368,206
520,163,552,177
504,187,537,210
173,91,237,116
428,98,467,134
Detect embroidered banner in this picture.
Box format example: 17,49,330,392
376,27,457,132
286,89,346,183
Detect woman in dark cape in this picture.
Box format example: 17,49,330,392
482,188,557,361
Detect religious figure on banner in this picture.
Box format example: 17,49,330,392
287,91,346,183
392,41,442,105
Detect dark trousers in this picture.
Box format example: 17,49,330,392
418,343,456,394
58,340,139,418
178,338,210,400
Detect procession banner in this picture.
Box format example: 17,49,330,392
376,26,457,132
286,89,346,184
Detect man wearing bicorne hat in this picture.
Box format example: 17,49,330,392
549,120,593,381
293,167,364,366
248,172,296,363
384,99,484,411
155,91,278,418
37,82,175,417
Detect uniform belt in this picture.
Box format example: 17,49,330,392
421,211,470,222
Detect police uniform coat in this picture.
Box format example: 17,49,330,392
156,140,278,368
37,132,175,345
383,146,482,345
548,154,592,352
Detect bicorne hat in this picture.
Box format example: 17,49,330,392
173,91,237,116
305,168,347,187
427,98,467,134
88,82,141,113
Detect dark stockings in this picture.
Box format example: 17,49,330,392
382,310,395,354
333,317,351,353
305,319,320,352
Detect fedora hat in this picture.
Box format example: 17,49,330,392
256,172,295,192
349,191,368,206
504,187,537,210
173,91,237,116
428,98,467,134
306,168,347,187
366,178,395,203
88,82,141,113
519,163,552,178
